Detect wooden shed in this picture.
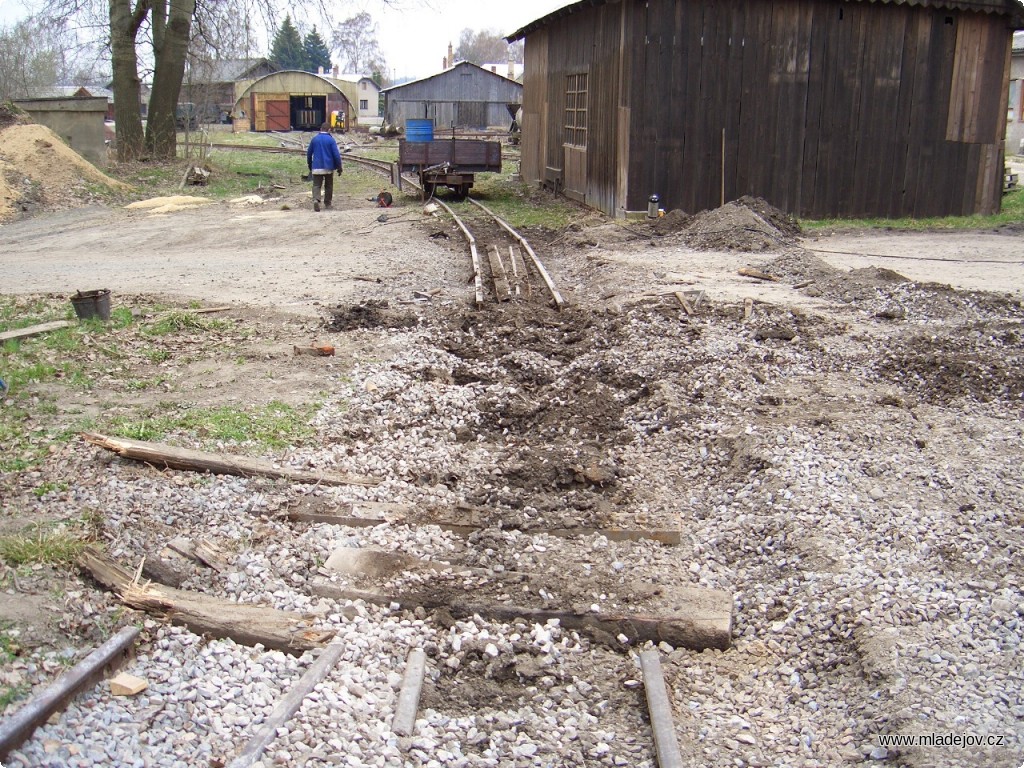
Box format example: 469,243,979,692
235,71,353,132
1008,31,1024,154
382,62,523,131
509,0,1024,219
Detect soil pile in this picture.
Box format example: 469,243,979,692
0,122,130,222
652,208,690,235
683,196,801,252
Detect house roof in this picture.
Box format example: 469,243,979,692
34,85,113,100
506,0,1024,40
333,73,380,87
197,58,278,84
381,61,521,93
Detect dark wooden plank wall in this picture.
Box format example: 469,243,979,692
524,0,1011,218
636,0,1010,217
521,0,1012,217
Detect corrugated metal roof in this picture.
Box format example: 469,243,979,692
1014,29,1024,50
506,0,1024,41
381,61,521,94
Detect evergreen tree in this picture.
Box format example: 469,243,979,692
303,27,332,74
270,15,305,70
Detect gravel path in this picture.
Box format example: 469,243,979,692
1,197,1022,767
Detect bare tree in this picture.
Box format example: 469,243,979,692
455,28,522,67
331,12,386,76
0,17,105,100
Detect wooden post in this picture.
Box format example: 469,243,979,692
391,648,427,736
640,650,685,768
0,626,139,759
721,128,726,208
226,639,347,767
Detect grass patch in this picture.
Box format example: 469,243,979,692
801,187,1024,231
458,172,583,231
106,400,319,448
143,311,231,336
0,524,90,567
33,480,69,498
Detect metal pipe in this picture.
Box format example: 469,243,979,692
0,626,140,759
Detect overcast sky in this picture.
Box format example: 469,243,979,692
368,0,572,80
0,0,575,81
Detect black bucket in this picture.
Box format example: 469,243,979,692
71,289,112,322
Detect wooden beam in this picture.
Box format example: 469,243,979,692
312,581,732,651
737,267,778,282
487,245,511,302
0,626,139,759
0,321,75,344
79,548,338,653
226,639,347,767
640,650,685,768
392,649,427,736
288,503,680,545
82,432,381,487
674,292,695,316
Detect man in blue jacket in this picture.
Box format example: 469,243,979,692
306,122,342,211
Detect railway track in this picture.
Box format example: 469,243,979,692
203,139,552,310
431,196,566,311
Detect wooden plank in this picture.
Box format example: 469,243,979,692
0,321,74,344
226,639,347,768
674,292,695,316
799,1,830,217
311,581,733,651
511,247,532,297
165,537,230,572
0,626,139,759
722,0,747,206
507,246,521,297
81,432,380,487
288,504,680,545
886,7,918,218
640,650,686,768
392,649,427,737
79,548,338,653
487,245,511,302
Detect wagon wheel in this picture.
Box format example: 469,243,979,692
422,181,436,199
453,184,471,201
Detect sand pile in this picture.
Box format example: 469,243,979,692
0,122,130,222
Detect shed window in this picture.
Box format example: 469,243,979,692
564,73,588,148
359,99,369,110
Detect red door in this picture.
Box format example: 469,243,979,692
266,100,289,131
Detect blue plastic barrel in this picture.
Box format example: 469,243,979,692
405,119,434,142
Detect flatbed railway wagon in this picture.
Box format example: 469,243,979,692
398,137,502,199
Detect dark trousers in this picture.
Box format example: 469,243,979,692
312,173,334,206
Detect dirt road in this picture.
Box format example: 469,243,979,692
3,192,1022,316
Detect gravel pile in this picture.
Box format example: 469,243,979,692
5,263,1023,767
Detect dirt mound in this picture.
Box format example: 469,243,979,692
652,208,691,235
325,300,421,331
683,196,801,252
0,101,30,129
761,251,842,284
0,122,130,222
